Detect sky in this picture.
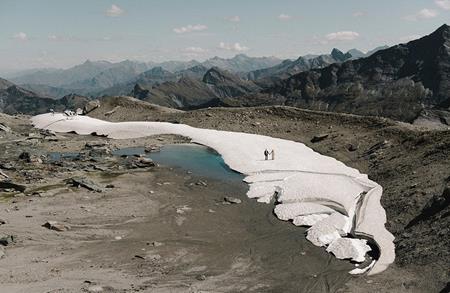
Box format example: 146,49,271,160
0,0,449,72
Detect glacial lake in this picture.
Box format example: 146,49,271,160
113,143,244,182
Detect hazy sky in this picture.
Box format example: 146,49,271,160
0,0,449,71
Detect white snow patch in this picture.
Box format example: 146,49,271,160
274,202,335,221
307,225,342,246
30,113,395,275
293,213,330,226
326,238,372,263
306,213,351,246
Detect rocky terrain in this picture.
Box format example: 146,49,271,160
85,97,450,292
0,110,355,292
0,96,448,291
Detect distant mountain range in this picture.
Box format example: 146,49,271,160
9,54,282,97
126,46,392,110
8,48,383,99
246,47,388,87
1,25,448,124
258,24,450,122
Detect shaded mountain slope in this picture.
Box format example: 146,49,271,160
131,67,261,109
264,24,450,122
247,47,387,88
0,78,88,115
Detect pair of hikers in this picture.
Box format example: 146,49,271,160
264,149,275,160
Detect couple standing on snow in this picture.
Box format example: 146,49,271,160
264,149,275,160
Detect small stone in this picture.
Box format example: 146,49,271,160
151,241,163,247
67,177,104,192
224,196,242,204
114,236,122,240
347,144,358,152
311,134,329,143
87,285,104,292
196,274,207,281
42,221,70,232
0,235,15,246
195,180,207,187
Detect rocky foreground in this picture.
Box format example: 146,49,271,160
0,101,449,292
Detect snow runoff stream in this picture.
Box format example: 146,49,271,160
31,113,395,275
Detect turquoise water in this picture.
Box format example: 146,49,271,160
113,144,243,182
48,152,80,161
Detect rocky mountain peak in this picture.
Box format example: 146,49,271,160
202,67,233,84
330,48,352,61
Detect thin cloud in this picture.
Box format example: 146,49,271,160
183,46,207,53
225,16,240,22
218,42,249,52
404,8,438,21
435,0,450,10
106,4,124,17
325,31,360,41
352,11,366,17
173,24,208,34
13,32,28,41
278,14,292,21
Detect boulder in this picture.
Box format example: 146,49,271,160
144,145,160,153
133,157,155,168
0,235,15,246
0,123,11,132
83,100,100,114
84,142,111,157
18,152,42,164
0,169,8,179
0,181,26,192
347,144,358,152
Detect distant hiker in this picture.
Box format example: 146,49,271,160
271,149,275,160
50,108,54,115
264,149,269,160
